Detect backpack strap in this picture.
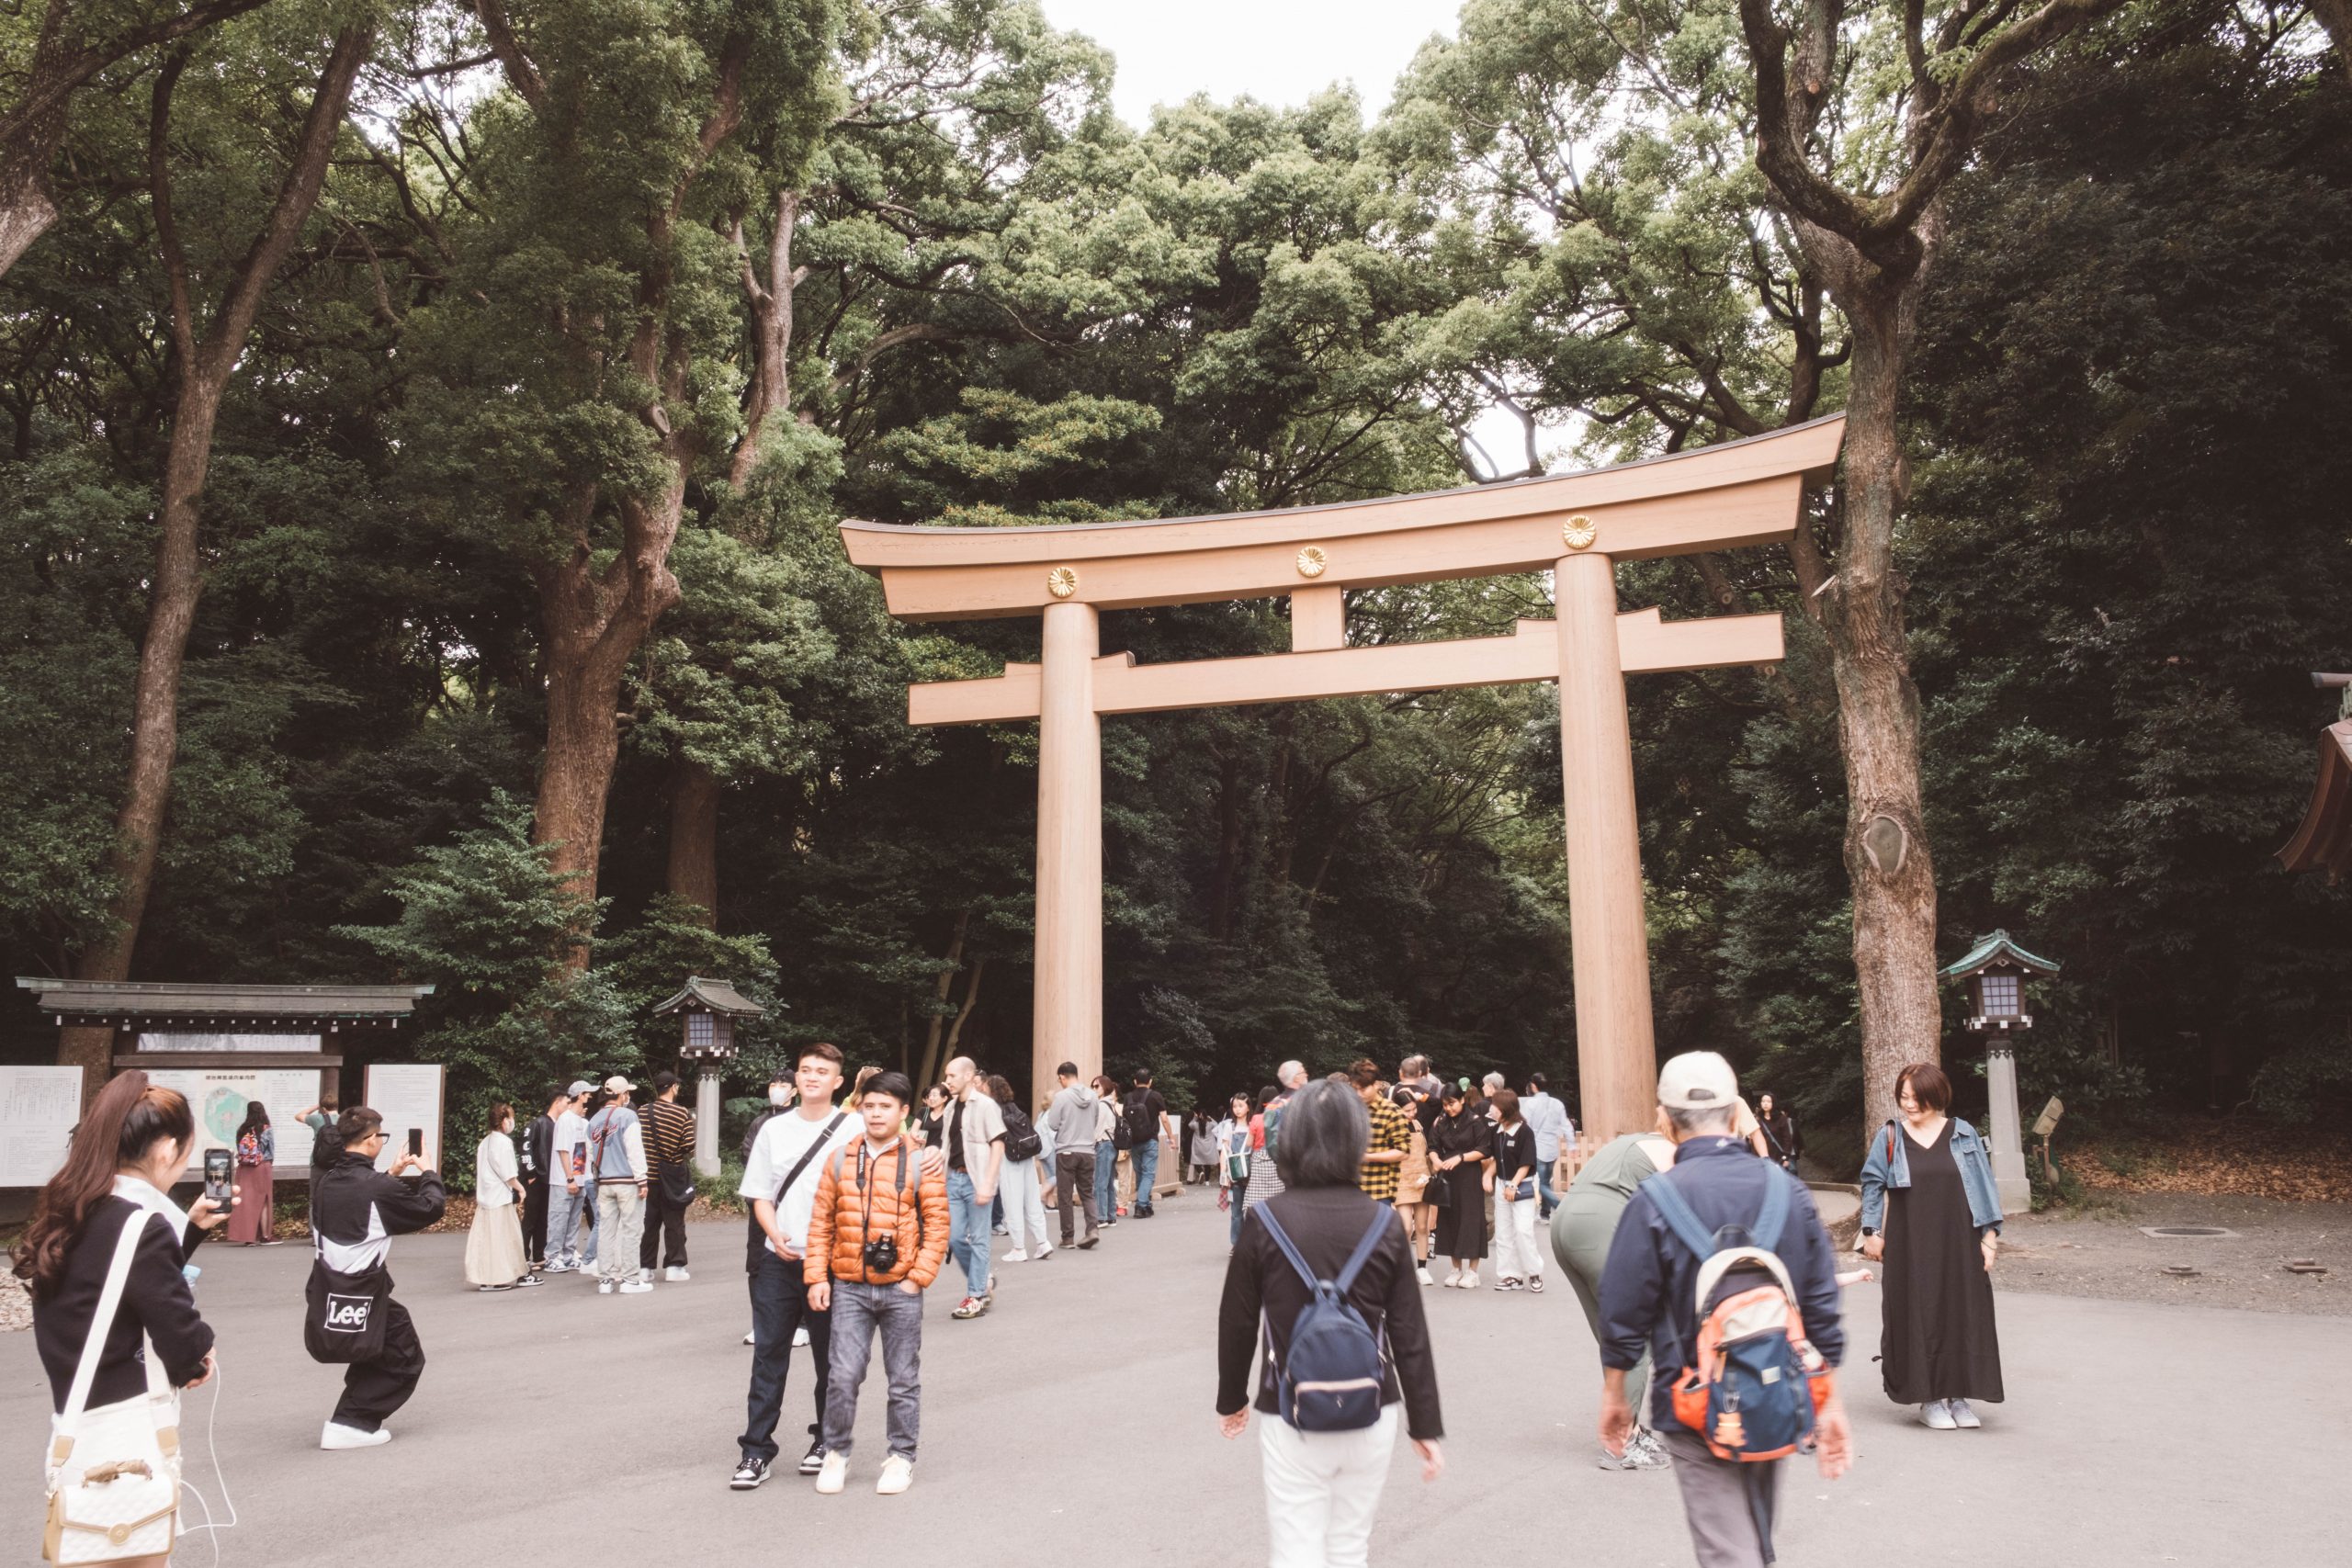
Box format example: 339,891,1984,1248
1642,1169,1723,1261
1253,1205,1321,1294
1751,1168,1791,1254
1330,1210,1392,1296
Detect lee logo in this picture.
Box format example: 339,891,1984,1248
322,1293,373,1332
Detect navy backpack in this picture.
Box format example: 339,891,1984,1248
1254,1206,1392,1432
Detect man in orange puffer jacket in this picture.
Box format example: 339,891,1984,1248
806,1070,951,1496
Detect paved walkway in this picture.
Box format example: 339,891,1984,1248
6,1190,2342,1564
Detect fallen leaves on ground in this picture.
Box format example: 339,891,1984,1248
2065,1118,2352,1203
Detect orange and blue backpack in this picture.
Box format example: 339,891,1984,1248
1644,1168,1834,1462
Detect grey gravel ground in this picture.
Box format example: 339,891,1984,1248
1994,1192,2346,1315
5,1195,2345,1568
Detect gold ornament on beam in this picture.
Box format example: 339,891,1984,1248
1561,514,1599,551
1046,566,1080,599
1295,546,1329,579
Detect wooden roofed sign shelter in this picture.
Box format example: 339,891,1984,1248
841,417,1847,1143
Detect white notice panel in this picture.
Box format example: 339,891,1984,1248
364,1064,446,1174
0,1066,83,1187
141,1066,329,1173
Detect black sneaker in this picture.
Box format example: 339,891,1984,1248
798,1438,826,1476
730,1456,772,1490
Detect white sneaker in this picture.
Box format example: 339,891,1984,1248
1947,1399,1982,1429
1442,1269,1462,1287
618,1279,654,1294
815,1451,848,1495
320,1421,390,1450
1921,1400,1958,1430
1003,1249,1028,1262
1035,1244,1052,1258
792,1325,810,1348
638,1268,655,1285
742,1330,757,1346
1416,1264,1434,1286
597,1280,615,1294
664,1267,691,1282
1457,1271,1479,1289
876,1455,913,1495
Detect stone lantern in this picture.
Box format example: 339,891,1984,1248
1940,931,2061,1213
652,976,765,1179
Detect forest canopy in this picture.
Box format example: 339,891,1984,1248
4,0,2348,1156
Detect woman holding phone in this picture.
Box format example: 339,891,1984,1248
16,1072,232,1566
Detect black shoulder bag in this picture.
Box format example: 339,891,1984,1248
744,1111,847,1270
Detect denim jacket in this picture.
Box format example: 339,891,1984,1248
1859,1117,2004,1235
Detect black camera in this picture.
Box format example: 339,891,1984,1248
861,1234,899,1275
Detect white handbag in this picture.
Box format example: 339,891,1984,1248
43,1209,182,1564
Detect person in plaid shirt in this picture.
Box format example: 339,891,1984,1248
1351,1059,1410,1201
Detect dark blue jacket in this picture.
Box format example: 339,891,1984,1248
1596,1135,1847,1427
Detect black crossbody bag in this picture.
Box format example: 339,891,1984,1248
744,1111,847,1269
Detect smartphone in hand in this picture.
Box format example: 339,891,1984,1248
406,1127,424,1159
203,1147,233,1204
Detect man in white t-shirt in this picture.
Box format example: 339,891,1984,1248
939,1055,1006,1321
732,1044,948,1492
546,1080,594,1271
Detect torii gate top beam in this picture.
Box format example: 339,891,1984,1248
840,415,1844,621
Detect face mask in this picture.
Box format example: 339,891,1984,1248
769,1087,792,1107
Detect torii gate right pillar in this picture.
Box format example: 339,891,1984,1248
1556,548,1657,1145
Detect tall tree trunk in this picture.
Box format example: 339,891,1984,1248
667,756,719,921
64,28,369,1081
2311,0,2352,86
729,190,801,487
1821,282,1942,1124
916,908,971,1089
0,120,64,280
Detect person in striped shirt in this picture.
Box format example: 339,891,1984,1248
639,1071,699,1282
1352,1059,1410,1202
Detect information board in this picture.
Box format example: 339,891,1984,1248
364,1064,446,1175
0,1066,82,1187
142,1066,329,1174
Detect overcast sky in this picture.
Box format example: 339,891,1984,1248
1036,0,1463,127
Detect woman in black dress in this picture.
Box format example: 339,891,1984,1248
1859,1062,2005,1429
1757,1092,1802,1172
1426,1086,1490,1287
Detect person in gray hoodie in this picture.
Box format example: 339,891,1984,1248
1041,1063,1102,1250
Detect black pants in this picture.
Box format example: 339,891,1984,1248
740,1248,830,1463
332,1295,424,1433
522,1177,549,1264
639,1179,689,1270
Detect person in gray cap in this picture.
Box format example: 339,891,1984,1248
1595,1052,1850,1567
545,1079,597,1272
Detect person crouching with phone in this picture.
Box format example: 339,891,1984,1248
805,1072,948,1496
307,1107,445,1450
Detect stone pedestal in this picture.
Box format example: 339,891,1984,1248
1984,1045,2030,1214
694,1066,723,1179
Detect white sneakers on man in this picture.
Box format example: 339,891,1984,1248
664,1266,690,1282
876,1455,914,1495
320,1422,390,1450
617,1278,653,1294
814,1451,849,1494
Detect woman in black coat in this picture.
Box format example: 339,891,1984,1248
1426,1085,1491,1287
17,1072,231,1568
1216,1079,1443,1566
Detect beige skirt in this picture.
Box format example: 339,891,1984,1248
464,1201,526,1285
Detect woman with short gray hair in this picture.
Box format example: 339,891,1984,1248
1216,1079,1443,1567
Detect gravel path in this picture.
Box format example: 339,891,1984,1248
1993,1191,2346,1315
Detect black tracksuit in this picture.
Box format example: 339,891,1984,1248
522,1113,556,1263
309,1151,446,1432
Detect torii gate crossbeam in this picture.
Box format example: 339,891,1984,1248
841,416,1845,1142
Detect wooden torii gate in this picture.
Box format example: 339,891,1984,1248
841,415,1844,1142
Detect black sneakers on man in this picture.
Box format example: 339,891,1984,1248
731,1456,772,1490
799,1437,827,1475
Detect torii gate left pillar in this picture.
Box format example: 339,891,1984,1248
842,417,1845,1134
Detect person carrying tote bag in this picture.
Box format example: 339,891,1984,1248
15,1072,229,1566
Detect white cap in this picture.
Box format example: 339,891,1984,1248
1657,1051,1738,1111
602,1074,637,1095
566,1079,594,1098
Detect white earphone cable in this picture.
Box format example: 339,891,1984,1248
175,1357,238,1567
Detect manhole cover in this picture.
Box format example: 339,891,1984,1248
2139,1225,2237,1239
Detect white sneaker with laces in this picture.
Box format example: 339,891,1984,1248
664,1266,691,1282
618,1279,654,1294
1003,1249,1028,1262
1416,1263,1434,1286
1442,1269,1462,1287
815,1451,848,1495
1947,1399,1982,1428
876,1455,914,1495
1921,1400,1958,1430
792,1325,810,1347
597,1280,615,1295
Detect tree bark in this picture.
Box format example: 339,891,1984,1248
68,26,371,1011
1820,282,1943,1126
916,908,972,1091
666,756,719,920
2313,0,2352,87
729,190,802,487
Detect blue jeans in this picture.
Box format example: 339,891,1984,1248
823,1280,923,1460
1131,1137,1159,1213
946,1171,989,1298
1227,1179,1248,1245
1536,1158,1560,1218
1095,1139,1118,1219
